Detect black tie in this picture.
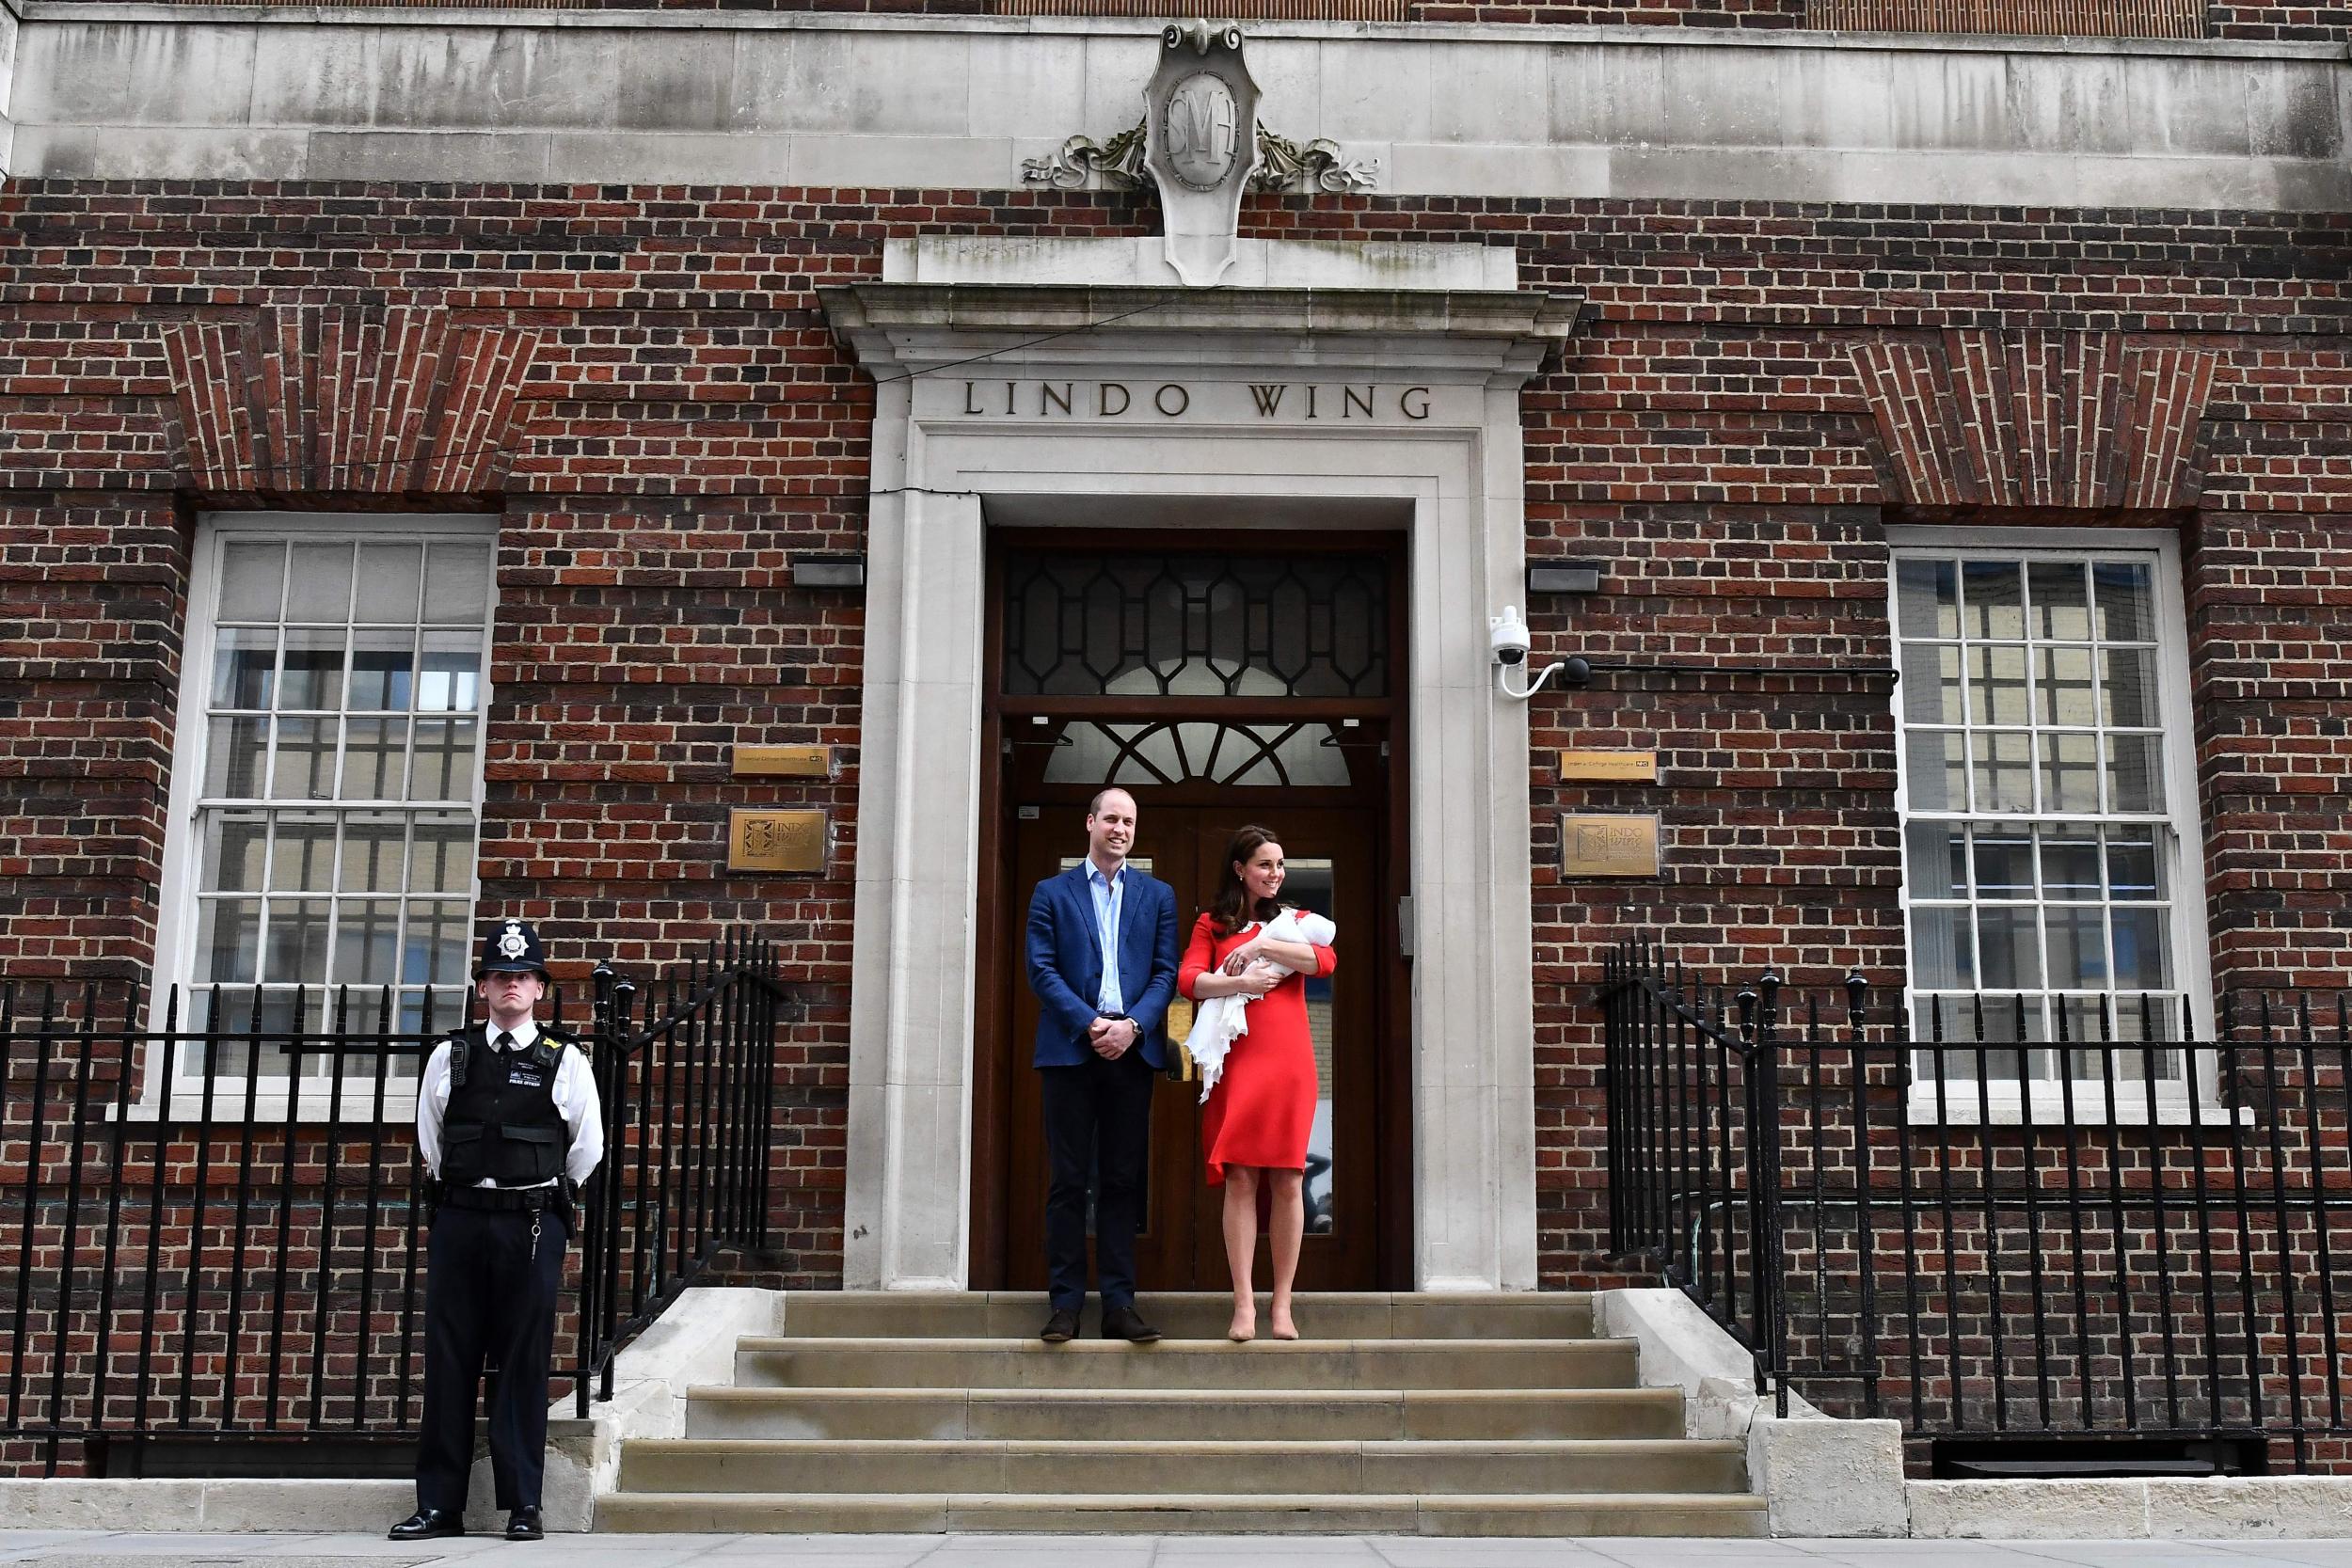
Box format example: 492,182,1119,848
494,1030,515,1052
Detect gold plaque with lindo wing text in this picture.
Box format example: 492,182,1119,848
729,810,828,874
1559,814,1661,879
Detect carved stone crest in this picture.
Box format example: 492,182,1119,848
1142,21,1261,286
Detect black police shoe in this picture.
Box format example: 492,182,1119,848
388,1509,465,1541
506,1506,545,1541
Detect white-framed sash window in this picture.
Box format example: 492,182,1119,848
1889,526,2214,1120
147,514,496,1115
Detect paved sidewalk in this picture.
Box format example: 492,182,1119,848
4,1535,2352,1567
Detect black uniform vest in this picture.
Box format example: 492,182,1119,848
439,1026,570,1188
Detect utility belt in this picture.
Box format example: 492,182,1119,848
439,1183,566,1215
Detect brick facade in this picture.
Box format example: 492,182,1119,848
4,179,2350,1467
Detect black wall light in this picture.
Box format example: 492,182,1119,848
1527,560,1603,596
791,554,866,589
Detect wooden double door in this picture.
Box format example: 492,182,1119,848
1001,800,1385,1291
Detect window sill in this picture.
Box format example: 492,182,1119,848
1905,1092,2253,1128
117,1091,421,1125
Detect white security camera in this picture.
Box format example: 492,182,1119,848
1489,605,1532,668
1489,604,1587,700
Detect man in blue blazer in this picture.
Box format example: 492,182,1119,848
1025,785,1181,1344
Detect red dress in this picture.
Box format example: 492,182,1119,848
1179,911,1337,1185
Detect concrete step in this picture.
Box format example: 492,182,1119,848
684,1385,1690,1442
779,1291,1596,1342
596,1489,1770,1536
618,1437,1749,1497
732,1337,1638,1392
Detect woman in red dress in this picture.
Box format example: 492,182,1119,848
1178,825,1337,1342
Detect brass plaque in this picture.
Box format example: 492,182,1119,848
729,809,827,873
734,745,832,778
1561,814,1661,879
1559,749,1659,784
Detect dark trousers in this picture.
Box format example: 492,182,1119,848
415,1201,567,1513
1040,1049,1156,1312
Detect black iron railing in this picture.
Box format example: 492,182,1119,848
1601,941,2352,1472
0,932,785,1475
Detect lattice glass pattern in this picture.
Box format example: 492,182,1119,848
188,533,493,1075
1001,552,1389,699
1041,721,1355,789
1895,552,2185,1078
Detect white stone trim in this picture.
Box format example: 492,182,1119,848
824,276,1576,1293
8,12,2344,210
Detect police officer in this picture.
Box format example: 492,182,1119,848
389,919,603,1544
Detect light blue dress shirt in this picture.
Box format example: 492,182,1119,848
1085,861,1126,1015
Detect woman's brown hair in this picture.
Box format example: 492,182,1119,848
1209,824,1285,936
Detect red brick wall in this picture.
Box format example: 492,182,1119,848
4,182,2350,1313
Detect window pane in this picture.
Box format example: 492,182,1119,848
2101,647,2158,728
2035,645,2096,726
1967,645,2029,726
201,812,269,894
1974,730,2033,813
270,717,340,800
217,541,285,622
2045,904,2108,989
2111,907,2172,990
211,626,278,709
286,542,354,622
1901,644,1963,725
2106,735,2164,813
1963,560,2025,641
204,716,270,799
2107,828,2162,898
404,900,472,987
342,717,407,800
1906,822,1966,898
410,813,476,894
408,719,478,803
2041,828,2103,895
270,812,337,893
354,543,424,623
1977,903,2043,990
416,632,483,713
264,897,332,985
197,897,262,984
1905,732,1965,811
1897,559,1959,639
2029,561,2090,641
423,543,492,626
1972,831,2035,896
2041,732,2100,814
348,629,416,712
2094,562,2153,642
336,899,404,988
278,629,346,712
341,813,408,893
1911,906,1975,989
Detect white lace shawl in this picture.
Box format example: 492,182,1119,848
1184,907,1337,1106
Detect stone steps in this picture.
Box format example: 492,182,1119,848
597,1490,1770,1535
618,1436,1750,1496
684,1385,1691,1441
596,1291,1766,1538
732,1336,1638,1391
778,1290,1596,1341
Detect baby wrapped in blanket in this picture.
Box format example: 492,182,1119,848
1184,907,1338,1105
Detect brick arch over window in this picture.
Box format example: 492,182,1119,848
1851,330,2219,511
159,305,544,498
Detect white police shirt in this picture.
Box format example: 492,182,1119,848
415,1018,605,1188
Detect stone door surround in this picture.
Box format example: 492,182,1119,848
822,238,1580,1291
